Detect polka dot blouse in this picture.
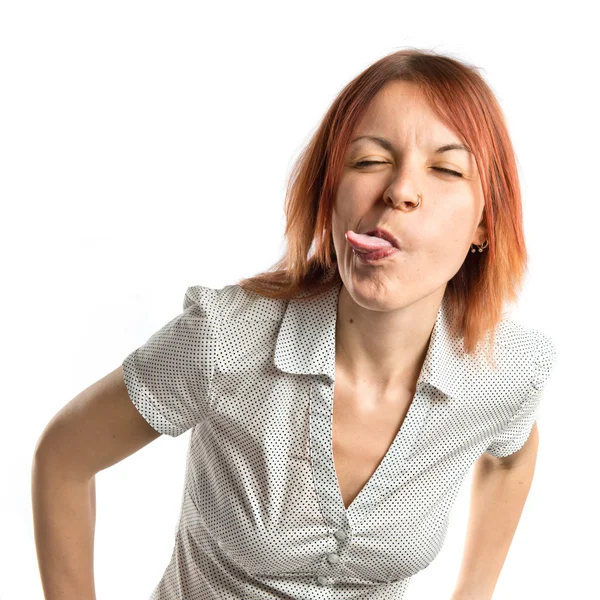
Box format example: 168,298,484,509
122,280,557,599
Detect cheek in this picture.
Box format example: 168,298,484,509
425,235,472,277
416,224,468,265
332,193,360,235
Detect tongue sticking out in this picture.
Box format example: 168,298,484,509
345,230,394,252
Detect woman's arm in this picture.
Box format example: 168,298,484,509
32,460,97,600
31,365,162,599
451,423,539,599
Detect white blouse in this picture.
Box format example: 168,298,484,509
122,280,557,599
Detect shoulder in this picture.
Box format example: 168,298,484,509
184,284,289,375
183,283,288,324
500,317,557,386
479,316,558,393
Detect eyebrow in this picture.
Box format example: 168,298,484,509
350,135,472,154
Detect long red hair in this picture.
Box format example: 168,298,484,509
236,48,527,363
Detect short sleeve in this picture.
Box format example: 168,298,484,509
122,285,221,437
485,330,558,458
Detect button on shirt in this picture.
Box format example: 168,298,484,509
122,281,557,599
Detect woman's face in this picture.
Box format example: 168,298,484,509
332,80,487,308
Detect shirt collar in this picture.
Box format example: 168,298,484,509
274,280,466,398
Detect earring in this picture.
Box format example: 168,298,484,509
470,239,489,253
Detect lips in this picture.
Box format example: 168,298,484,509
345,227,401,252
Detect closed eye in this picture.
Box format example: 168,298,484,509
354,161,463,178
432,167,463,178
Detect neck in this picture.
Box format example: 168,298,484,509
334,283,445,394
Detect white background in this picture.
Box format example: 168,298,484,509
1,1,597,598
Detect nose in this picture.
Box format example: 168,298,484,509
384,190,421,211
382,166,422,211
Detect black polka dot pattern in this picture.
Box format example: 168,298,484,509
122,281,558,598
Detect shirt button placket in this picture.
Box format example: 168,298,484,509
316,529,348,585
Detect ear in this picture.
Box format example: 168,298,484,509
472,222,488,246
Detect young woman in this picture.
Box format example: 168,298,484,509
33,48,557,600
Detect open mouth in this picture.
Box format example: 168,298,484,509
345,228,401,251
345,228,401,263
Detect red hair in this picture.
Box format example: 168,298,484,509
236,48,528,364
